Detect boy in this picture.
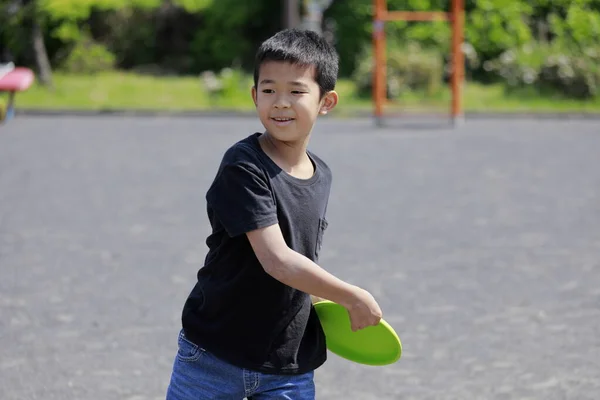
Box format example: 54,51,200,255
166,29,382,400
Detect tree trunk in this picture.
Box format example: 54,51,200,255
301,0,334,34
31,7,53,88
283,0,301,29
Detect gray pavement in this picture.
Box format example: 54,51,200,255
1,115,599,400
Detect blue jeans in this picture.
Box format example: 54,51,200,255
166,330,316,400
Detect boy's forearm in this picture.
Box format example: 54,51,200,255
310,295,324,304
266,248,358,308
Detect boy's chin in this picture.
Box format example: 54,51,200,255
264,129,308,144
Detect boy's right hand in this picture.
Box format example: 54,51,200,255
343,287,383,332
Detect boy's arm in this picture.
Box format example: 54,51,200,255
247,223,382,331
310,295,324,304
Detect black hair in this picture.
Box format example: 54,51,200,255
253,29,339,97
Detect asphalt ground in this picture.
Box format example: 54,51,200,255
1,115,599,400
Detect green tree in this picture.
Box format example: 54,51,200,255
189,0,282,72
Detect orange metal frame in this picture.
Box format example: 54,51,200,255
373,0,465,125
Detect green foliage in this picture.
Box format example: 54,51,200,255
485,42,600,99
388,0,451,50
326,0,450,78
39,0,160,20
353,41,444,99
547,1,600,49
0,1,27,61
189,0,282,72
324,0,373,77
38,0,211,20
465,0,533,60
100,9,157,70
60,34,116,73
39,0,163,43
35,0,211,48
174,0,213,12
3,0,600,101
217,68,252,98
200,67,253,107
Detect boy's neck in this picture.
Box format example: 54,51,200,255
259,131,314,177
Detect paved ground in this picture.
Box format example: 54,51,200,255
1,115,599,400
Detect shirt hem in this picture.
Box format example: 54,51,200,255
183,328,327,376
226,215,278,237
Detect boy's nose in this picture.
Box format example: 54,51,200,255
273,95,291,108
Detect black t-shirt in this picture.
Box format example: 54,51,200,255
181,132,332,375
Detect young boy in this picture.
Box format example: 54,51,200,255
166,29,383,400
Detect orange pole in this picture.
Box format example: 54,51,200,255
384,11,449,22
373,0,386,126
373,0,464,126
450,0,465,124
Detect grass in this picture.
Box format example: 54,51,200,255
7,71,600,115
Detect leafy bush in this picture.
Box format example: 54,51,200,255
484,42,600,99
353,42,444,99
61,35,116,74
547,2,600,50
465,0,534,61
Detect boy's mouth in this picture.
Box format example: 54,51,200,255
271,117,295,126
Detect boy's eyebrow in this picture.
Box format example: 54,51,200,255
259,79,309,88
289,81,310,88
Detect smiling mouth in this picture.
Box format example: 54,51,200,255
271,117,295,122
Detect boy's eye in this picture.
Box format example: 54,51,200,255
292,91,307,94
262,89,274,94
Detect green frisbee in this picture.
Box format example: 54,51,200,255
314,300,402,366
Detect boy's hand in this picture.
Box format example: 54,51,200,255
343,287,382,332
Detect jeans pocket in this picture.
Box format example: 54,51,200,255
176,331,205,363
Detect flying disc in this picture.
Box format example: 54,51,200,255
314,300,402,366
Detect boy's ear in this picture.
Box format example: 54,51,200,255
251,86,258,107
319,91,339,115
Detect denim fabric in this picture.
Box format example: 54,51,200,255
166,330,316,400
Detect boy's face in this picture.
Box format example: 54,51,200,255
252,61,337,144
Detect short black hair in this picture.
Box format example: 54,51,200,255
253,29,339,97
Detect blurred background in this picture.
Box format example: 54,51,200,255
2,2,600,400
1,0,599,114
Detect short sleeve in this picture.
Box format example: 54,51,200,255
206,162,278,237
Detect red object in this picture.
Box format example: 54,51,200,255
384,11,449,21
372,0,465,124
0,67,35,92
